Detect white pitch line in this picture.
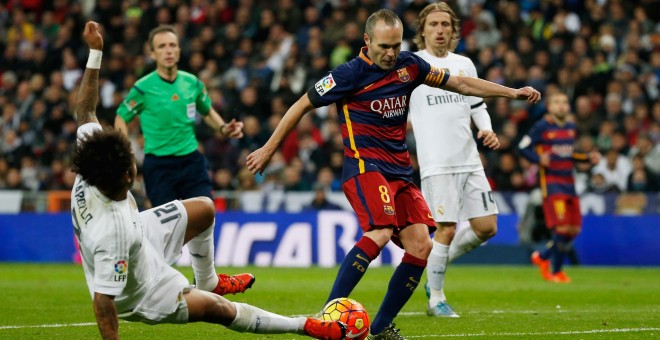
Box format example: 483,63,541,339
1,321,658,338
405,327,660,338
398,311,545,316
0,322,97,330
398,308,660,316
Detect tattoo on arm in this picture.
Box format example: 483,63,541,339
76,68,100,126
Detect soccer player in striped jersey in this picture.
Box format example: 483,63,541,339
408,2,500,318
247,9,540,338
72,21,346,340
519,92,600,283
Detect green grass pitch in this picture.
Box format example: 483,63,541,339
1,264,659,339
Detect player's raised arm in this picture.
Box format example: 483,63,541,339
246,93,315,175
76,21,104,127
440,74,541,103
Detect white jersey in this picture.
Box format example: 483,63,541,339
71,123,180,319
409,50,491,179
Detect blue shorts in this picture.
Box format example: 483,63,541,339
142,151,212,206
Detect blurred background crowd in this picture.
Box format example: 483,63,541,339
1,0,659,210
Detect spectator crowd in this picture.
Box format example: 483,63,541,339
1,0,659,210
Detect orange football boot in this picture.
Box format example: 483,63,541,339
550,271,571,283
212,273,255,295
303,317,347,340
531,251,553,281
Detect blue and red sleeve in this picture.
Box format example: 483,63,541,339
519,123,543,163
307,63,356,108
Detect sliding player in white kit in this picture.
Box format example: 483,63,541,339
70,21,345,340
409,2,499,317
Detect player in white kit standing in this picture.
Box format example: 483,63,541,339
409,2,500,317
71,21,345,340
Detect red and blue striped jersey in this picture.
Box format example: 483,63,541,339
518,115,588,197
307,47,449,183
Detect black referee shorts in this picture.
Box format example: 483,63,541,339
142,151,213,206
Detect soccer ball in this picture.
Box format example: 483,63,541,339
321,297,370,340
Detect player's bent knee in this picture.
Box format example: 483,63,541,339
202,197,215,222
472,215,497,240
481,223,497,239
364,227,394,247
196,196,215,217
437,223,457,236
184,197,216,226
405,237,432,259
421,237,433,256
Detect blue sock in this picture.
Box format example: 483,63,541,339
370,253,425,335
326,237,380,304
552,234,572,274
540,239,555,260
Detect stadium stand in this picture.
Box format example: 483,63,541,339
0,0,658,212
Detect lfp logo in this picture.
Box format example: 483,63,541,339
114,260,128,274
314,74,336,96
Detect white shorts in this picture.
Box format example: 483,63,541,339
422,171,498,223
120,260,192,324
140,200,189,265
120,200,193,324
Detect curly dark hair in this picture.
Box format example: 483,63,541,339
72,129,135,196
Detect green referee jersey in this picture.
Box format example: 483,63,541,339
117,70,212,156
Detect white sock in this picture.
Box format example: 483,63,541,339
427,240,449,306
229,302,305,334
187,222,218,291
448,227,483,263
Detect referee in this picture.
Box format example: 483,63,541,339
115,25,243,206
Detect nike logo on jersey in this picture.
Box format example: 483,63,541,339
363,83,375,89
356,253,370,263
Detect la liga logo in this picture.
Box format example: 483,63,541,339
114,260,128,274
